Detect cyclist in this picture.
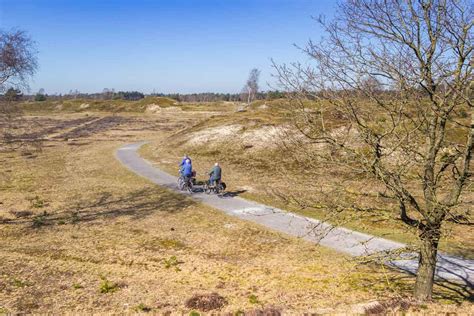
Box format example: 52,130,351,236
178,155,190,176
179,154,191,169
209,162,222,186
182,159,193,185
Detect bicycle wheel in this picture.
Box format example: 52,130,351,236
187,181,193,193
178,177,185,190
204,183,211,194
217,183,225,193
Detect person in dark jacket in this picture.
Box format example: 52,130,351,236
209,162,222,186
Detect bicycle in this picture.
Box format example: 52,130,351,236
177,175,185,190
203,179,225,195
178,170,196,193
177,176,193,193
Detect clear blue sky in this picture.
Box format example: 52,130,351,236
0,0,336,94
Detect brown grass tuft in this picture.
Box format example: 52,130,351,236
244,307,282,316
185,293,227,312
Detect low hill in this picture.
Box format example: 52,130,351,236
140,98,474,259
19,96,178,113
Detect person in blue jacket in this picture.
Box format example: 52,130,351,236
181,159,193,180
179,155,191,175
179,154,191,168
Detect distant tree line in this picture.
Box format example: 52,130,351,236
68,89,145,101
8,90,287,102
152,90,285,102
9,85,445,104
114,91,144,100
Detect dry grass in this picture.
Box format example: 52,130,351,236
0,111,471,314
19,96,178,113
19,97,238,115
139,103,474,260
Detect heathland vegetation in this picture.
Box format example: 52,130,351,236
1,100,472,314
0,0,472,313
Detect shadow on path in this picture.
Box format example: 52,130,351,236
221,190,247,198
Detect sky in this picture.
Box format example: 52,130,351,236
0,0,337,94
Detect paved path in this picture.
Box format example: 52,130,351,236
116,142,473,286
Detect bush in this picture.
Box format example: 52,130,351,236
35,93,46,101
72,283,83,289
3,88,22,101
99,277,119,294
32,211,48,228
30,195,45,208
163,255,182,271
459,109,468,118
248,294,260,304
134,303,152,312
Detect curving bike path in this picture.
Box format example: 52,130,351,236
116,142,473,286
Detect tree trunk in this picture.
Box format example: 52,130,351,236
414,226,440,301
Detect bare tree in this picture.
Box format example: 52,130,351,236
0,29,38,151
273,0,472,301
242,68,261,104
0,30,37,91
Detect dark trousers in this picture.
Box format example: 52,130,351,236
210,178,221,186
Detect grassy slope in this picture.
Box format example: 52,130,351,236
139,100,474,259
19,96,177,113
0,107,471,313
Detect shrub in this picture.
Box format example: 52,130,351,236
12,278,29,287
30,195,45,208
248,294,259,304
35,93,46,101
72,283,83,289
99,277,119,294
134,303,152,312
32,212,48,228
4,88,22,101
163,255,182,271
459,109,468,118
